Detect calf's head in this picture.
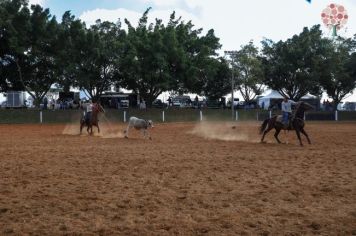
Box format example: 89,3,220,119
147,120,154,128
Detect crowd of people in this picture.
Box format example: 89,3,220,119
321,99,335,111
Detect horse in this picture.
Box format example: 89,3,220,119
259,101,314,146
80,102,105,135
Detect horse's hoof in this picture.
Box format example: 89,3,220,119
149,137,152,140
124,136,128,139
232,126,236,129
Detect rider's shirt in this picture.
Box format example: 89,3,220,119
282,100,296,113
86,103,93,113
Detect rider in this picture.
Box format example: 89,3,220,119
281,95,297,129
84,99,93,123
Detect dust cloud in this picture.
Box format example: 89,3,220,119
189,121,260,142
62,116,125,139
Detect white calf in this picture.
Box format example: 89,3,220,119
124,116,153,139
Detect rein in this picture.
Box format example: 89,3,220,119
292,102,305,121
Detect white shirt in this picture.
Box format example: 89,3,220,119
86,103,93,113
281,100,296,113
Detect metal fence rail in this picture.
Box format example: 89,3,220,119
0,108,356,124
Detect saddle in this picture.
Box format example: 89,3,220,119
276,115,293,129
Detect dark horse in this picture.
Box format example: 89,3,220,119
260,101,314,146
80,103,105,135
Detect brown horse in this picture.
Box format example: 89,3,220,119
80,103,105,135
260,101,314,146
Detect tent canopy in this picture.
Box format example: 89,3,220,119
258,90,318,110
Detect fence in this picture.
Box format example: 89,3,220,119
0,108,356,124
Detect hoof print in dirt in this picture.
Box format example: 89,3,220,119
309,222,321,230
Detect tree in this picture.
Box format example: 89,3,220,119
73,19,125,101
233,41,264,102
0,0,30,92
198,57,231,100
261,25,327,100
55,11,86,93
1,1,60,107
318,36,356,111
120,9,222,106
174,23,221,95
121,9,171,106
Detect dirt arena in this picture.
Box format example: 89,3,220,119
0,121,355,235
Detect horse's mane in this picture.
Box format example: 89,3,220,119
293,101,306,120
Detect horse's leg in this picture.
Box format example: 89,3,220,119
300,128,311,144
284,129,289,144
80,121,83,134
261,124,273,143
295,128,303,146
124,125,130,138
274,128,282,144
97,124,100,133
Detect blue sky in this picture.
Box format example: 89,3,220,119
41,0,149,19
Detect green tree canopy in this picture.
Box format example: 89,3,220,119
120,9,222,106
72,19,125,101
1,0,60,107
261,25,327,100
318,36,356,110
233,41,264,102
55,11,86,93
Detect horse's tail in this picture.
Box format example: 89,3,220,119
260,118,270,134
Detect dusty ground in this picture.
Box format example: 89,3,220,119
0,121,355,235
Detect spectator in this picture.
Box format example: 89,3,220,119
43,97,48,110
140,100,146,109
167,97,172,107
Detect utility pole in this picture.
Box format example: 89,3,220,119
224,50,238,120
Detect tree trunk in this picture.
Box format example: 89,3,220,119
28,94,42,109
63,84,71,93
332,97,340,111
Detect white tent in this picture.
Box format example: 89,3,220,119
258,90,282,109
258,90,318,110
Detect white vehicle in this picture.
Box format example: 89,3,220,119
172,99,181,107
6,91,26,108
233,98,240,107
120,99,129,108
172,95,192,108
0,101,6,108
